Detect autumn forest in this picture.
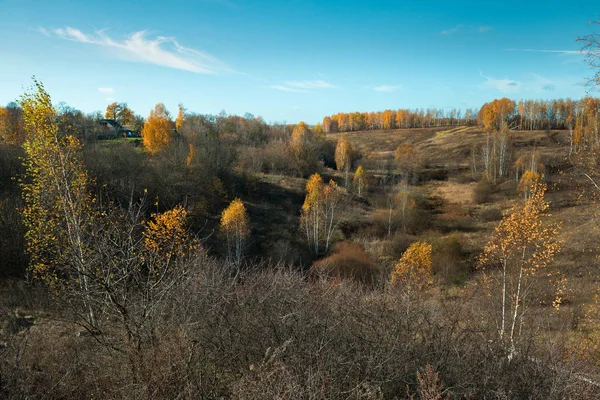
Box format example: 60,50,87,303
2,10,600,399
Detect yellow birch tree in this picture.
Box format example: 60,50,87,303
353,165,368,197
390,241,433,291
220,198,250,267
142,103,174,155
479,182,562,356
20,78,99,328
335,134,353,187
300,173,343,256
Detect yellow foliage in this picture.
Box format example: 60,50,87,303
220,198,250,238
291,121,311,152
480,183,562,273
186,143,196,168
142,103,174,155
390,241,433,289
335,135,353,176
517,170,542,199
176,103,186,131
479,182,562,346
220,198,250,266
478,98,516,131
301,173,343,256
0,104,26,145
105,102,134,126
143,205,198,270
20,78,95,286
353,165,368,197
302,173,324,214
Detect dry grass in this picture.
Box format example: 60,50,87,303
431,180,476,205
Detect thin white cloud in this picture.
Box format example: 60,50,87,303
40,26,233,74
479,72,521,93
504,48,581,55
441,24,464,35
442,24,491,35
284,80,337,89
373,85,401,92
268,79,337,92
98,87,114,94
268,85,307,93
105,97,116,102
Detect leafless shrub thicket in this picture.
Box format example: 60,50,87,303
2,258,597,399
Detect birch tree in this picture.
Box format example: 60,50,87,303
353,165,368,197
335,135,353,187
20,78,100,329
142,103,174,155
220,198,250,267
479,183,562,357
300,174,343,256
390,241,433,293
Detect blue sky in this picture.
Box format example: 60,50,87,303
0,0,598,124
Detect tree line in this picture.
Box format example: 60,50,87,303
319,97,600,133
322,107,479,132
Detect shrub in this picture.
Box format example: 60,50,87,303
477,206,502,222
310,241,382,286
473,177,494,204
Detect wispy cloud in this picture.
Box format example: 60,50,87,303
98,87,114,94
268,79,337,92
40,26,233,74
479,72,521,93
441,24,464,35
373,85,401,92
504,48,581,55
442,24,491,35
106,97,116,102
284,80,337,89
542,83,556,91
268,85,307,93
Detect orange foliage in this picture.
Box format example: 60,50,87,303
142,103,174,155
220,198,250,238
478,98,516,131
143,205,198,270
176,103,186,131
390,241,433,289
353,165,368,197
220,198,250,266
479,183,562,348
105,102,134,126
335,134,353,186
517,170,542,199
301,173,343,256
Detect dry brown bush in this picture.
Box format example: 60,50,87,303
473,177,495,204
1,258,598,399
310,241,382,286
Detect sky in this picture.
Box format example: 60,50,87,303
0,0,598,124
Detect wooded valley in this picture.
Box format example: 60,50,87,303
1,74,600,398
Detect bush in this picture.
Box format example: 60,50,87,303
473,177,494,204
422,232,467,285
1,260,592,399
310,241,382,286
477,206,502,222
